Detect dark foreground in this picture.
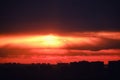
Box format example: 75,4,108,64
0,61,120,80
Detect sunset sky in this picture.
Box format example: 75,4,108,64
0,0,120,64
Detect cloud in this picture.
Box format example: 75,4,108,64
0,47,31,58
0,46,120,59
0,32,120,50
68,38,120,50
0,32,120,59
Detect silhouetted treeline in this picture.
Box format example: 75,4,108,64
0,60,120,80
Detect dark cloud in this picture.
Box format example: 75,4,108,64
0,46,120,58
66,50,120,56
0,0,120,34
64,38,120,51
0,47,30,58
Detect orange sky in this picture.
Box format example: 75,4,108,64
0,32,120,64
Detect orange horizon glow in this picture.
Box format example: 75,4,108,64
0,34,101,49
0,31,120,64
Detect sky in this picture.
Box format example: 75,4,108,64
0,0,120,64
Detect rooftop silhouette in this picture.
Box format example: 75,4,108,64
0,60,120,80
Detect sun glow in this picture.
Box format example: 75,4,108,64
0,34,66,48
41,35,64,48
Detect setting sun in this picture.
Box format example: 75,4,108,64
41,35,64,48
